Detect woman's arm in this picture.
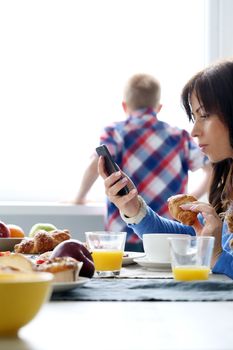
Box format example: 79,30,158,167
128,205,195,239
98,156,195,238
212,223,233,279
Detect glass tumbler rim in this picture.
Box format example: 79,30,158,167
167,235,215,242
85,231,127,237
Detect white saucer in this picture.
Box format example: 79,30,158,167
133,257,171,271
123,252,145,266
52,277,90,293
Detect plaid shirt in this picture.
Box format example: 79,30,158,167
100,108,209,251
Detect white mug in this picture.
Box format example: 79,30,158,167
143,233,189,263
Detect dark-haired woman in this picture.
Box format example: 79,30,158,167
98,59,233,279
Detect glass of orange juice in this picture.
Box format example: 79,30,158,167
168,236,215,281
85,231,126,277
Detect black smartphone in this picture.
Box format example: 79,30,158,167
96,144,129,196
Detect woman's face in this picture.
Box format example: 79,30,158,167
190,92,233,162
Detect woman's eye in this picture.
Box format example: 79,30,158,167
200,113,209,119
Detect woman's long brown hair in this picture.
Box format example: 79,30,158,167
209,160,233,214
181,60,233,215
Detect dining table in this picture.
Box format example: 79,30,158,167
1,259,233,350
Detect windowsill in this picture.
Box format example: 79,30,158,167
0,202,105,216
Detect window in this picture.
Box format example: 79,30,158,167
0,0,206,202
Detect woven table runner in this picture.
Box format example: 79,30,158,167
51,278,233,302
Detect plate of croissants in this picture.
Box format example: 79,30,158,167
0,224,94,293
14,229,71,255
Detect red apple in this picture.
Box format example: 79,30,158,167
0,221,10,238
50,239,95,278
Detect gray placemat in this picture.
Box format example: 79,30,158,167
51,278,233,302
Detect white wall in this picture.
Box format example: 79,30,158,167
0,0,205,202
205,0,233,64
0,203,105,241
0,0,232,226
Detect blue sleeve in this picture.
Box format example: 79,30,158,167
129,205,195,239
129,207,233,280
212,221,233,279
212,251,233,279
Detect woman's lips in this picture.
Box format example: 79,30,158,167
199,144,208,152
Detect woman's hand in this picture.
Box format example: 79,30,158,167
97,156,141,218
180,202,223,266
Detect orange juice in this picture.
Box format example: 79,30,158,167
92,250,124,271
172,266,210,281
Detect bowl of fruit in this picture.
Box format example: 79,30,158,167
0,221,25,252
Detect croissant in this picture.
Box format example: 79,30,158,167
50,229,71,248
167,194,198,225
14,229,71,254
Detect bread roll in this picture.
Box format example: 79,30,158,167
168,194,198,225
36,257,82,282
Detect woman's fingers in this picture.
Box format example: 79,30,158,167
192,218,203,235
97,156,139,215
106,174,137,202
180,202,217,216
104,171,122,193
180,201,222,239
98,156,136,197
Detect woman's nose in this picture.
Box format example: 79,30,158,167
191,122,200,138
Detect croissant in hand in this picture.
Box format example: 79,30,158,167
167,194,198,225
14,229,71,254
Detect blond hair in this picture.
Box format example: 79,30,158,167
124,74,161,111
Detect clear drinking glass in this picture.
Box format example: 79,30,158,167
85,231,126,277
168,236,215,281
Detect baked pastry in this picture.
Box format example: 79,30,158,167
167,194,198,225
0,253,35,272
14,229,71,254
35,257,83,282
37,250,52,261
50,229,71,248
